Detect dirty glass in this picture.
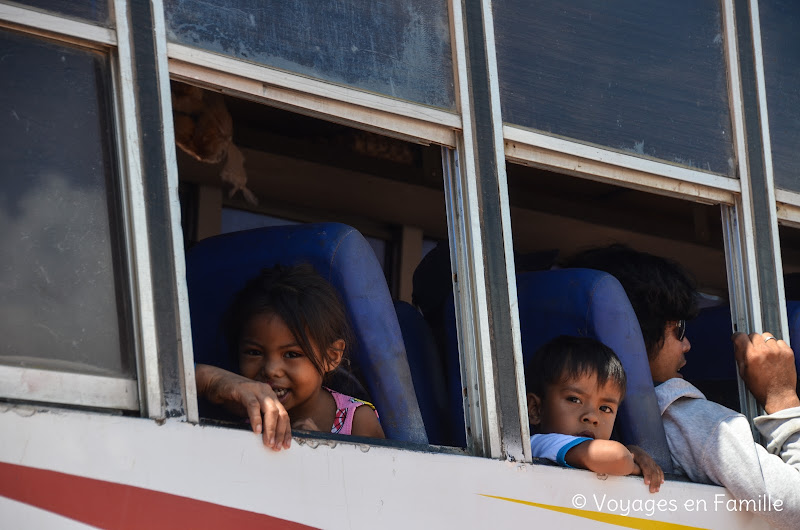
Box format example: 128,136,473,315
7,0,111,27
0,29,133,377
164,0,455,110
493,0,734,176
760,0,800,192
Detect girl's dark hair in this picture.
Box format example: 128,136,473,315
224,264,354,376
564,244,698,359
525,335,627,400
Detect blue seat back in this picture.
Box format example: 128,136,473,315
186,222,427,443
394,300,451,446
444,268,673,471
679,305,740,410
787,301,800,379
685,302,800,411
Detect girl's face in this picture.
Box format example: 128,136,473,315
238,313,342,420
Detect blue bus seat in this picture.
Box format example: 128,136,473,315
679,305,739,411
685,302,800,411
443,268,673,472
185,222,428,444
393,300,451,446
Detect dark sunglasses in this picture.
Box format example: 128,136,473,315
674,319,686,342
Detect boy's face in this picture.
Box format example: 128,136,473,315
527,372,622,441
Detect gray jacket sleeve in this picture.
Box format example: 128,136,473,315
664,398,800,529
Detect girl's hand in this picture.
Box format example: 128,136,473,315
627,445,664,493
195,364,292,451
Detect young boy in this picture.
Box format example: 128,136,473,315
526,335,664,493
566,245,800,528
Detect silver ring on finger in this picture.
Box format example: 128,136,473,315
764,336,776,343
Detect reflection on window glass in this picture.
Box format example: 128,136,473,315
164,0,455,110
221,208,387,270
7,0,111,27
493,0,733,176
760,0,800,191
0,29,132,377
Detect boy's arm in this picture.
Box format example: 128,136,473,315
564,439,638,476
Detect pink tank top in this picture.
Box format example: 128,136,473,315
326,387,379,435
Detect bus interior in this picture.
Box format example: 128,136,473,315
173,80,799,452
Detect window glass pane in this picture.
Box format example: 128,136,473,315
164,0,455,110
7,0,111,27
760,0,800,192
494,0,734,176
0,29,132,377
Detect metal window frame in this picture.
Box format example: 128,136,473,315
0,366,138,411
0,2,197,418
719,0,788,427
117,0,195,420
166,45,460,148
723,0,788,337
446,0,529,461
0,6,147,412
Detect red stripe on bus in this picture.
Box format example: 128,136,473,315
0,461,318,530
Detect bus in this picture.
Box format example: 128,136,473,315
1,0,798,528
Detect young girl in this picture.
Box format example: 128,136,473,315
195,264,385,451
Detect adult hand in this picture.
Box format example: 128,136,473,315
732,332,800,414
195,364,292,450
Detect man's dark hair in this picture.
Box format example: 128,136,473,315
564,244,698,359
525,335,627,400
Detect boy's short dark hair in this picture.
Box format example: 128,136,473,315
564,244,698,359
525,335,627,400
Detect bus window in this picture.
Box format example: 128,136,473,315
0,28,136,408
505,162,730,465
779,225,800,393
761,0,800,193
174,83,457,446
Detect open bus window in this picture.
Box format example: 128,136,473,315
779,224,800,397
506,162,730,468
0,29,135,407
175,82,459,446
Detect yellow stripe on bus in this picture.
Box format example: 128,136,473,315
480,494,707,530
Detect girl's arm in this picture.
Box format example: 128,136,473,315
350,405,386,439
564,439,638,476
195,363,292,451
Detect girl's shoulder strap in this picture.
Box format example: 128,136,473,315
326,387,376,411
325,387,379,435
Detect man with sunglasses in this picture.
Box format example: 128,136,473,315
566,245,800,530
